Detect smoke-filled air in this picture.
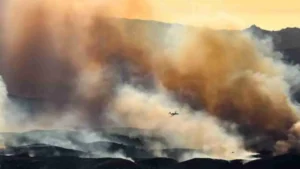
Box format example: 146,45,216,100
1,0,300,161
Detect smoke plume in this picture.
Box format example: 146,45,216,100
1,0,300,160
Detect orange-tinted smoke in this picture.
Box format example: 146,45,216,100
153,28,299,138
117,0,153,19
1,0,299,149
0,0,154,123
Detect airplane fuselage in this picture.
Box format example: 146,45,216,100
169,112,179,116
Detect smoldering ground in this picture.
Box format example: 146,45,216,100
1,0,300,161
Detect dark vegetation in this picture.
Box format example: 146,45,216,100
1,129,300,169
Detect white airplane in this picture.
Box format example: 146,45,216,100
169,111,179,117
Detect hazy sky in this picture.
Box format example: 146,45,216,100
116,0,300,30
